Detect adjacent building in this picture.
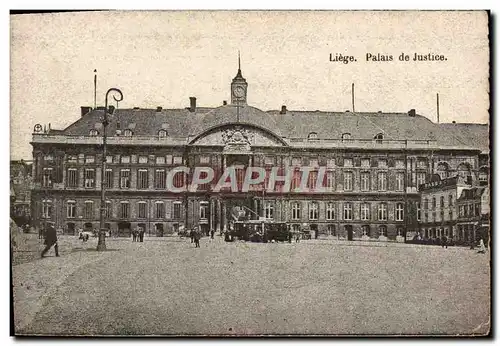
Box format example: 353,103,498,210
30,64,489,240
10,160,33,226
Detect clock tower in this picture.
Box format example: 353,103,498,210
231,52,248,105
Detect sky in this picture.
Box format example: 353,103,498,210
10,10,489,160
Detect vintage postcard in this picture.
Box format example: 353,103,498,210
10,10,490,336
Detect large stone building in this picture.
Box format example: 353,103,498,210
30,65,489,239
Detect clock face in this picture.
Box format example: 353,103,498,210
233,86,245,98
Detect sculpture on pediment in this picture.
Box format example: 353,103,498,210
222,126,253,145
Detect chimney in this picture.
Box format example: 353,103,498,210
108,105,115,114
408,109,416,117
81,106,92,117
189,97,197,112
280,105,287,114
156,106,162,112
223,100,227,106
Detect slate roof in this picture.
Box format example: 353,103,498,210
457,187,487,201
58,104,489,149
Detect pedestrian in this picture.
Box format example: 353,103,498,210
210,229,215,240
190,228,195,243
41,222,59,258
139,228,145,242
132,229,137,242
194,230,201,248
38,226,43,240
442,236,448,249
477,239,487,254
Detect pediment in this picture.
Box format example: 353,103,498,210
191,124,286,148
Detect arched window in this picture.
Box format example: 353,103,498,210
158,129,168,138
89,129,99,136
378,225,387,237
374,133,384,143
123,129,133,137
436,162,450,180
457,162,472,180
341,133,352,141
308,132,318,140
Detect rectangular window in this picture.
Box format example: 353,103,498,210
173,202,182,219
326,202,335,220
378,172,387,191
138,156,148,164
309,202,318,220
344,158,353,167
292,157,301,166
327,158,336,167
173,156,183,165
84,201,94,219
361,159,370,168
42,168,53,187
292,202,301,220
440,196,445,209
309,158,319,167
155,202,165,219
67,168,78,187
417,159,427,169
396,172,404,191
307,170,317,190
120,202,129,218
156,156,165,165
378,159,387,168
85,155,95,164
378,203,387,221
166,155,173,164
42,200,52,218
264,156,274,165
84,169,96,188
343,203,352,220
448,194,454,207
105,169,113,188
137,169,149,189
120,169,131,189
138,202,147,219
67,201,76,218
199,156,210,164
67,155,78,163
361,203,370,221
155,169,166,189
396,203,404,221
199,202,209,219
417,172,426,187
326,171,335,190
360,172,370,191
395,159,405,169
106,155,113,163
416,202,421,221
105,201,112,218
265,202,274,219
344,171,353,191
121,156,130,164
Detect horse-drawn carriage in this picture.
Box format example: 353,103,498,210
230,220,289,243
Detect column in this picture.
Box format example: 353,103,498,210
216,199,221,233
222,201,227,232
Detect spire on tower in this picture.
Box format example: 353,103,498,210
238,50,241,71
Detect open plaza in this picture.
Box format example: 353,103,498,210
12,232,490,336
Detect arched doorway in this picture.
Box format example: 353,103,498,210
310,224,318,239
155,223,164,237
345,225,353,241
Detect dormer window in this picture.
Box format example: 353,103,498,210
341,133,352,141
158,129,168,138
308,132,318,140
374,133,384,143
89,129,99,136
123,129,133,137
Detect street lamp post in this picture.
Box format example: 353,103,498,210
97,88,123,251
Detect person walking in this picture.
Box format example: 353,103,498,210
139,228,145,242
41,222,59,258
132,228,137,242
477,238,487,254
38,226,43,240
190,228,195,243
194,230,201,248
210,229,215,240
